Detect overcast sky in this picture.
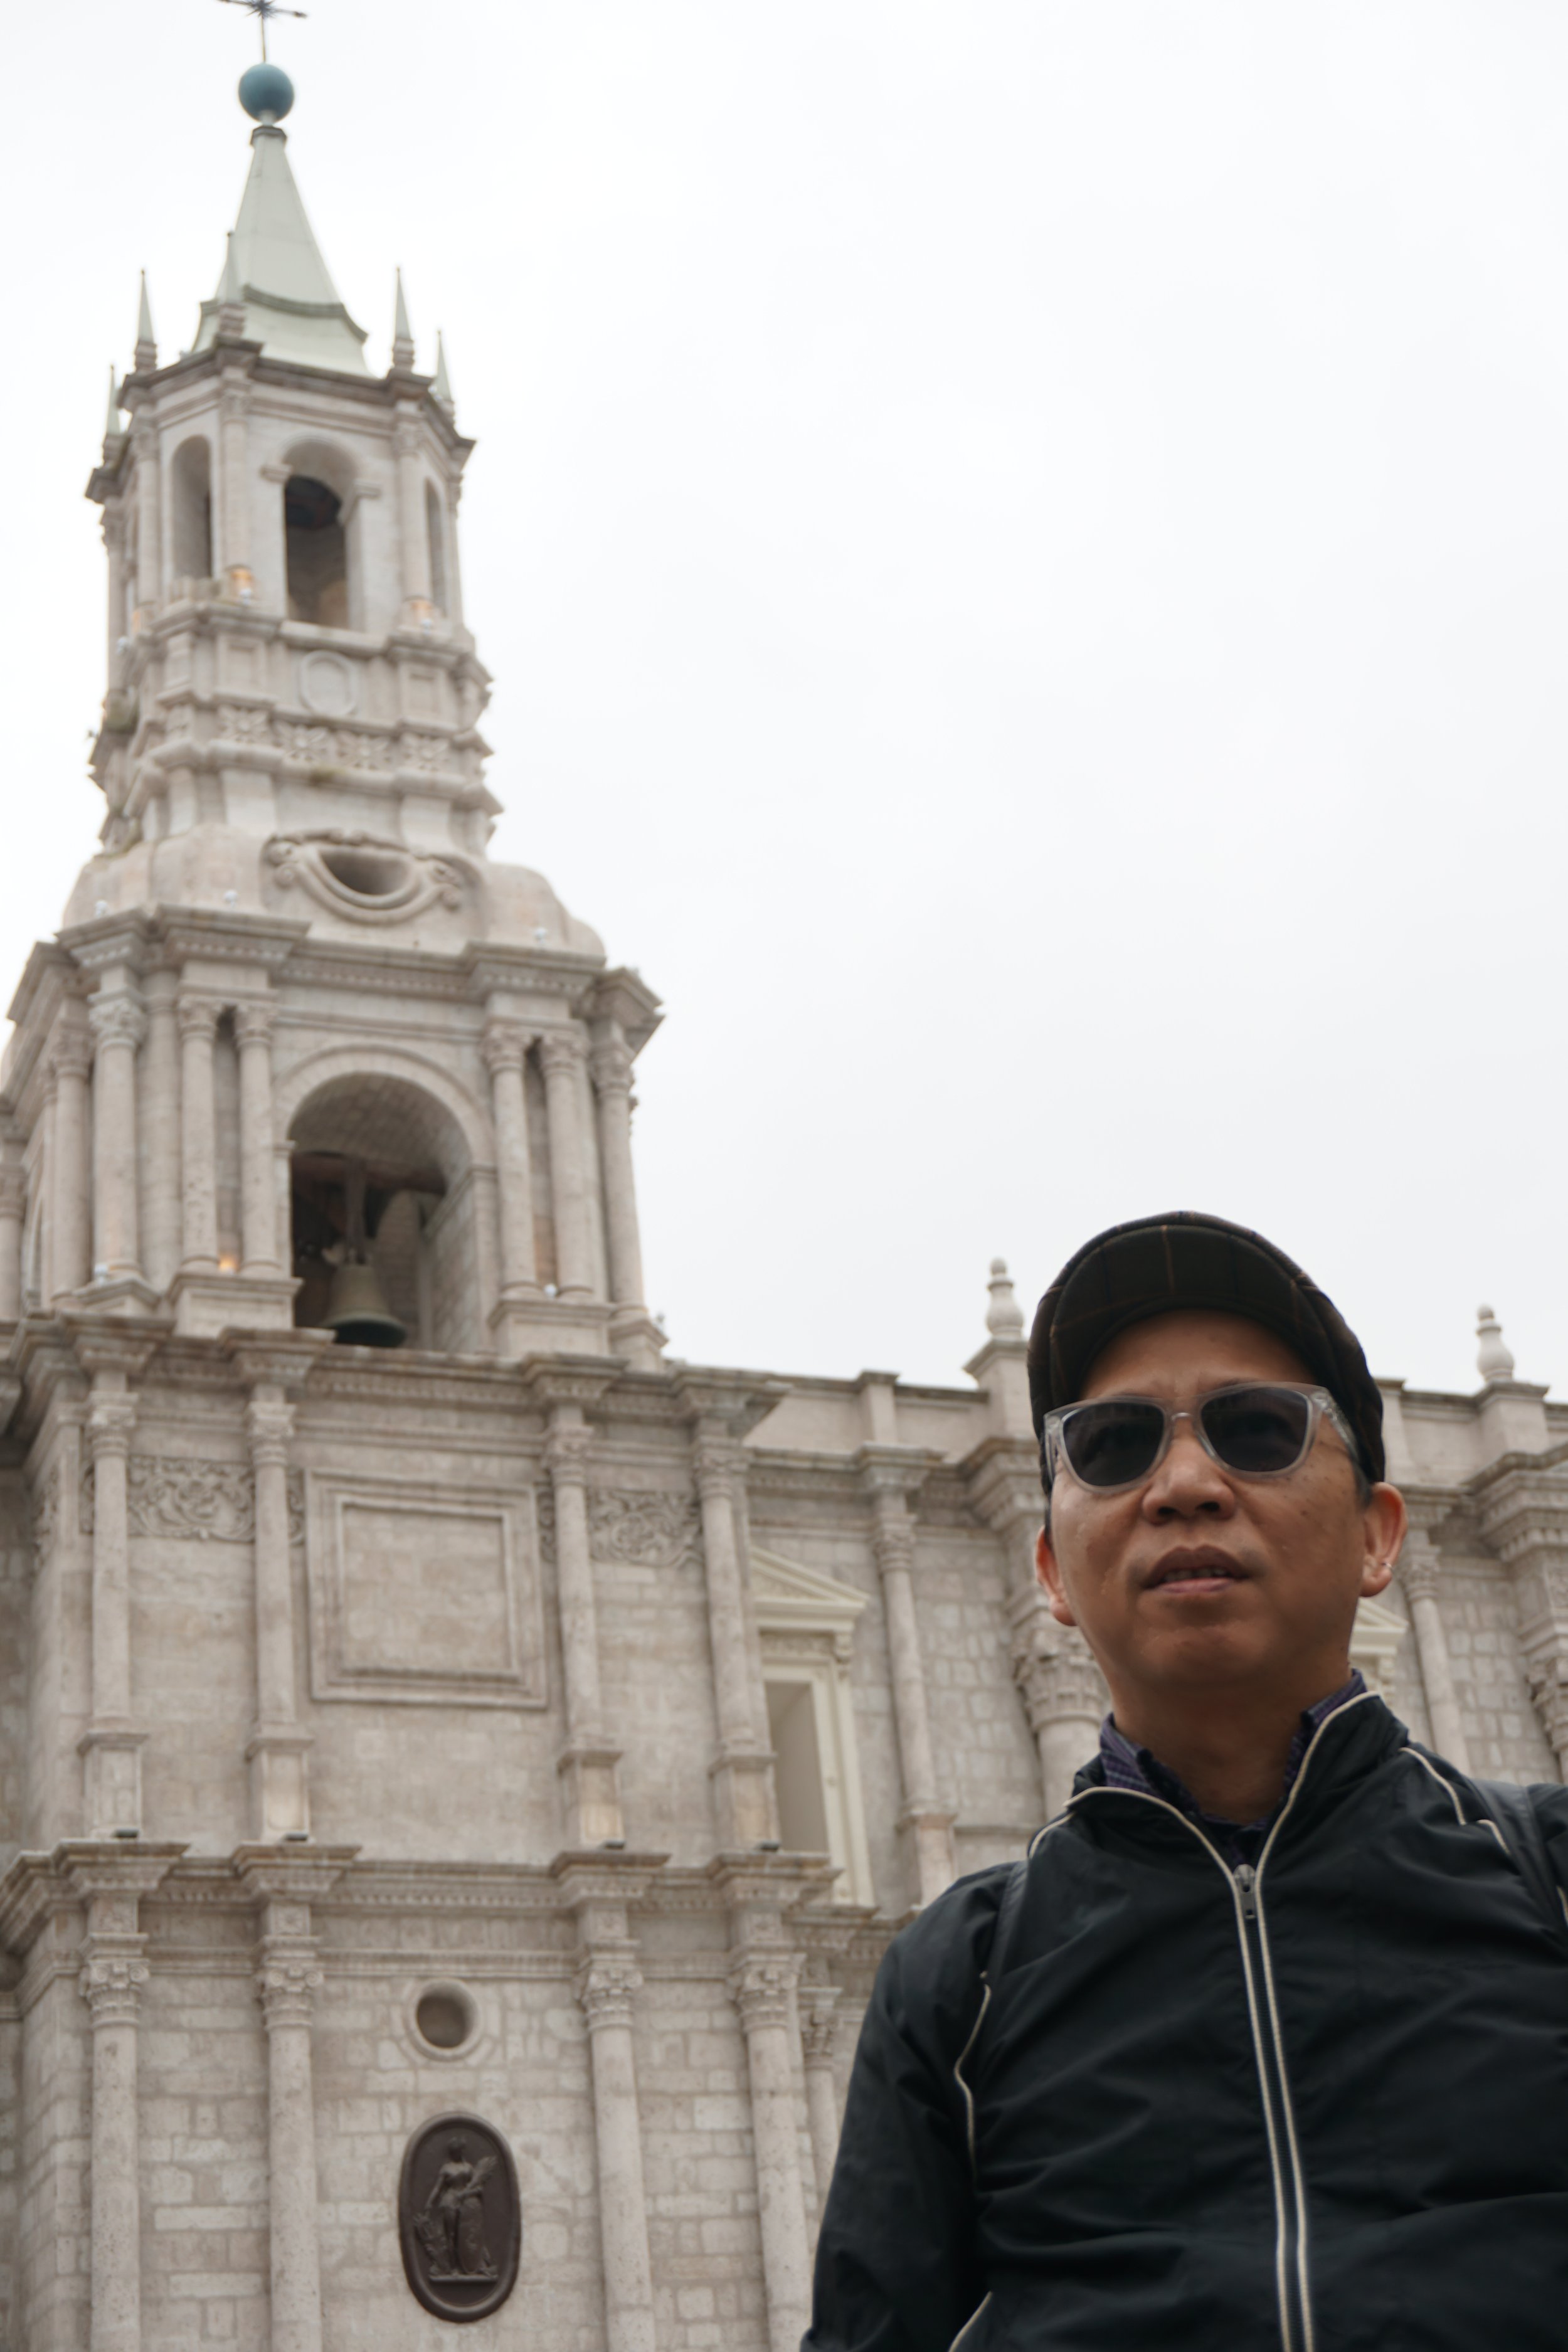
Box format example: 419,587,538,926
6,3,1567,1402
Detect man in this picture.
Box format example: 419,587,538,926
806,1211,1568,2352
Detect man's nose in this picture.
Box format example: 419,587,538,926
1140,1417,1235,1518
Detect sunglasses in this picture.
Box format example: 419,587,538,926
1042,1382,1359,1495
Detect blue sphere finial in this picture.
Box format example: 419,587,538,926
239,62,295,125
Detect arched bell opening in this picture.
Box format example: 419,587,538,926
283,472,349,626
288,1074,477,1350
170,435,213,588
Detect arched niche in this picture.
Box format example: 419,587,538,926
280,439,357,628
285,1062,483,1352
425,480,448,614
170,436,213,588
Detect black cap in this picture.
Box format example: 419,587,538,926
1027,1210,1385,1484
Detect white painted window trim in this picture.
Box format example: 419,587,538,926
753,1545,875,1907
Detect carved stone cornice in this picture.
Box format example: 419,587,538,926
87,992,147,1054
855,1444,942,1508
728,1949,802,2033
543,1421,593,1486
674,1371,790,1444
1009,1589,1104,1733
231,998,277,1049
575,1944,643,2033
517,1356,620,1412
481,1018,533,1079
246,1396,295,1468
87,1393,138,1464
175,991,225,1042
798,1984,840,2067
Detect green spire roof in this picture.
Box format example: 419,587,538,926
191,125,368,374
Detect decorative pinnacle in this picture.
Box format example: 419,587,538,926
433,331,454,412
985,1257,1024,1340
134,272,156,371
218,233,247,337
103,367,123,448
1475,1304,1515,1386
391,269,416,371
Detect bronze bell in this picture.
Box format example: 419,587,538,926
323,1257,406,1348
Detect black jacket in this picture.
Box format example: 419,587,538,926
806,1694,1568,2352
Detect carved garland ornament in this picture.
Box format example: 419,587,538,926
80,1456,305,1545
267,829,464,926
534,1485,701,1572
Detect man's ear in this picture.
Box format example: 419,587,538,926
1360,1482,1407,1599
1036,1523,1078,1627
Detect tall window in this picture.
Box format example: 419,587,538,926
753,1548,874,1904
170,437,213,585
284,473,349,626
425,480,448,613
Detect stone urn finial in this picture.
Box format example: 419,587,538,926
986,1257,1025,1339
1476,1303,1515,1385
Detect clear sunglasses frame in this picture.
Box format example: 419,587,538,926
1041,1382,1360,1496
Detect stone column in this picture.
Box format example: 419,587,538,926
218,375,250,585
1399,1542,1472,1772
576,1946,658,2352
1010,1594,1106,1820
867,1486,954,1905
483,1018,539,1298
546,1412,623,1845
70,1852,185,2352
731,1949,813,2352
81,1384,147,1840
539,1032,593,1300
235,1000,280,1274
799,1987,842,2225
258,1921,326,2352
89,986,147,1282
247,1393,312,1838
395,415,432,605
694,1434,776,1848
51,1024,94,1300
139,972,181,1295
104,509,128,682
0,1158,24,1320
590,1032,645,1312
132,418,162,610
1473,1465,1568,1777
177,992,221,1272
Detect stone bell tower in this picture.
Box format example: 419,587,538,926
34,60,663,1373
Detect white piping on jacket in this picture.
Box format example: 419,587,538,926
953,1983,992,2178
1248,1685,1379,2352
1072,1783,1298,2352
948,2291,993,2350
1402,1745,1467,1825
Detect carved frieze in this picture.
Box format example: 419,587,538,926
534,1485,701,1572
79,1455,305,1545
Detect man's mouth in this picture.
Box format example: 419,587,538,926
1145,1549,1249,1594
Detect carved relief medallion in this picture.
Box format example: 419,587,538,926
399,2112,521,2323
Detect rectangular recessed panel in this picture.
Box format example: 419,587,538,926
305,1472,546,1707
338,1503,514,1678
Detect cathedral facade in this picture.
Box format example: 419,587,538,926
0,65,1565,2352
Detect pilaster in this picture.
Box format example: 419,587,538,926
1473,1451,1568,1776
858,1447,954,1904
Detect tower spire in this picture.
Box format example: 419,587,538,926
433,331,455,414
191,70,369,374
392,268,416,371
134,271,157,371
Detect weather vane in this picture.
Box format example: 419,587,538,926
215,0,307,64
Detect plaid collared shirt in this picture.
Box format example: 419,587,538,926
1098,1671,1367,1866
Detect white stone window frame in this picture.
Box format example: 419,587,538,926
1350,1592,1409,1698
752,1547,874,1907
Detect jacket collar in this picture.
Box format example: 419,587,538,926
1071,1690,1410,1853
